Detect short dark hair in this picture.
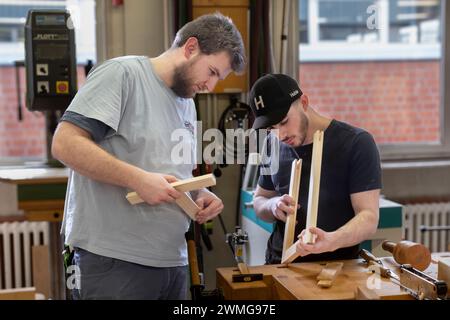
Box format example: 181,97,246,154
172,13,246,73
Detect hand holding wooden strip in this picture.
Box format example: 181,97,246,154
126,174,216,205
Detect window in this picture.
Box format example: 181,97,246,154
0,0,96,164
299,0,449,160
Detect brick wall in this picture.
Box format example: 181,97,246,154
0,66,86,159
0,61,441,158
299,61,440,144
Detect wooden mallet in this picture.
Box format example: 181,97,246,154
382,240,431,271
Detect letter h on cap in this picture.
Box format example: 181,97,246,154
254,95,265,110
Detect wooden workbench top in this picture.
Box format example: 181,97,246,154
216,254,448,300
0,168,69,185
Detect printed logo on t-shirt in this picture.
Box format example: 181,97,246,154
184,121,195,137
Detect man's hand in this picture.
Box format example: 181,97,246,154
133,172,182,205
295,227,337,257
268,194,296,222
195,190,224,224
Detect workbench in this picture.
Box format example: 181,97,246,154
216,254,447,300
0,167,68,299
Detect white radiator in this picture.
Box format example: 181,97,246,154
403,202,450,252
0,221,49,290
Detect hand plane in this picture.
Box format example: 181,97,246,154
359,249,448,300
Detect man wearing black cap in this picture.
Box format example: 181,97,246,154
251,74,381,264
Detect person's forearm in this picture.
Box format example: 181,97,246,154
53,134,143,190
253,196,276,223
330,210,378,250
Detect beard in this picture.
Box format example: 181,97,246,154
171,60,196,98
297,110,309,146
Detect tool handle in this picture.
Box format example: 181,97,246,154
382,240,395,253
359,249,381,264
187,239,201,286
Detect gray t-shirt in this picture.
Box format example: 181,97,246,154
61,56,197,267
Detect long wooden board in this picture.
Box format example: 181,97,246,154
303,130,324,244
281,159,302,264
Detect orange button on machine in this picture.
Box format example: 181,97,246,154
56,81,69,94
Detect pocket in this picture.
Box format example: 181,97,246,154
74,248,116,276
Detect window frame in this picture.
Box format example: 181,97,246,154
379,0,450,160
298,0,450,161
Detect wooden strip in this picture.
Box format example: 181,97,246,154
281,239,301,264
126,192,143,205
18,199,65,211
0,287,36,300
238,262,250,275
170,174,216,192
282,159,302,262
32,245,51,299
316,262,343,288
303,131,324,244
175,193,201,220
25,210,63,222
126,174,216,205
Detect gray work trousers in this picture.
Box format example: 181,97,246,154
71,247,187,300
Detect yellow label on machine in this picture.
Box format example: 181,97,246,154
56,81,69,94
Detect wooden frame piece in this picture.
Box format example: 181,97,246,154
316,262,343,288
281,159,302,264
126,174,216,205
175,193,201,220
282,239,301,264
303,130,324,244
281,130,324,264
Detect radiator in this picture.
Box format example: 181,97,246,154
403,202,450,253
0,221,49,290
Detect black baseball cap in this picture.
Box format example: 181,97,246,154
249,74,302,129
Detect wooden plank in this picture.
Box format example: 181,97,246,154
303,130,324,244
32,245,51,299
281,240,301,264
0,168,68,185
126,174,216,205
175,193,201,220
170,174,216,192
238,262,250,275
316,262,343,288
0,287,36,300
18,199,65,211
25,210,63,222
281,160,302,264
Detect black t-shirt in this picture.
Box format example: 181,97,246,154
258,119,382,264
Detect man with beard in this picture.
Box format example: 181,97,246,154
51,13,246,299
250,74,381,264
